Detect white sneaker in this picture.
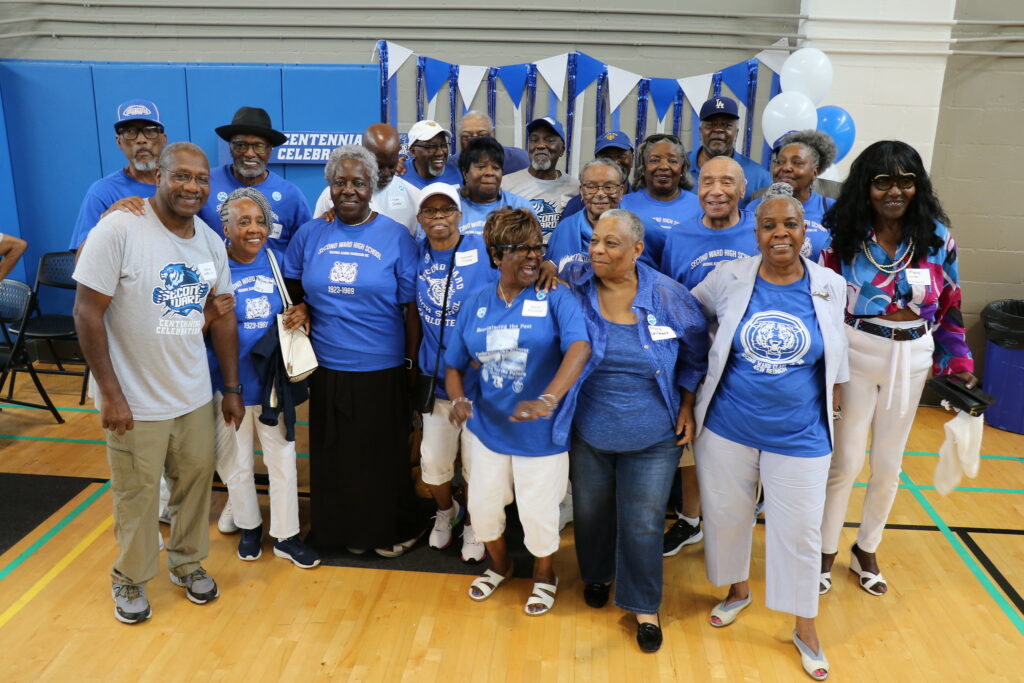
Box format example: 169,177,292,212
375,530,424,558
428,500,464,550
460,524,486,564
217,501,239,535
158,507,172,525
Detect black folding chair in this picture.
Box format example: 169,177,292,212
8,251,89,404
0,280,65,423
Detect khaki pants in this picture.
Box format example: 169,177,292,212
106,401,216,586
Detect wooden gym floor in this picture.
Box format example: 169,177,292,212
0,372,1022,682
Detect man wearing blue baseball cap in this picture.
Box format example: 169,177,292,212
559,130,635,220
687,96,771,207
68,99,168,250
502,117,580,239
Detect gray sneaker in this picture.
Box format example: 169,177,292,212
169,567,220,604
112,583,152,624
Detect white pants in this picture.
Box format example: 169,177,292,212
420,399,473,486
466,430,568,557
820,323,934,554
696,428,830,619
214,393,300,540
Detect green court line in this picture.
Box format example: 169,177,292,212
0,481,110,581
0,404,98,414
0,434,106,445
900,471,1024,635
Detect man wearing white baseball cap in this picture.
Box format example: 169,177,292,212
404,120,462,189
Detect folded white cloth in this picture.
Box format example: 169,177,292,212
934,410,983,496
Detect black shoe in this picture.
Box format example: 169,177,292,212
663,518,703,557
636,621,663,653
583,582,610,608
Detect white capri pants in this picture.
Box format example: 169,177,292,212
214,392,300,540
696,428,831,619
420,399,473,486
466,429,568,558
820,321,934,555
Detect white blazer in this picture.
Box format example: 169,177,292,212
690,255,849,447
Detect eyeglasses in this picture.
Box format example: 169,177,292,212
230,140,270,155
167,172,210,187
581,182,623,195
871,174,916,191
418,206,458,218
118,125,163,140
496,243,546,258
412,143,448,154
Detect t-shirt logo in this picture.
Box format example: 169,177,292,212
245,295,271,320
425,273,450,307
739,311,810,375
329,262,358,284
217,191,228,202
152,264,209,317
529,199,559,233
272,191,282,201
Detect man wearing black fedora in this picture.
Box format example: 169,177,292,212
197,106,311,256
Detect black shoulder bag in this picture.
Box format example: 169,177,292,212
414,236,463,414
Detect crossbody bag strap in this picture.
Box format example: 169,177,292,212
430,235,464,379
265,249,294,309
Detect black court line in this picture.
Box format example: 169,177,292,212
957,530,1024,618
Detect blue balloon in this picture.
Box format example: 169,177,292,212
816,105,856,163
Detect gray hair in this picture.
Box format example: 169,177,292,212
218,187,274,229
578,157,625,185
460,110,493,129
754,182,805,222
774,129,837,173
324,144,379,188
158,141,207,171
599,209,645,243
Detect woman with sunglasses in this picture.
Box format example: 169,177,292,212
818,141,977,597
445,208,590,617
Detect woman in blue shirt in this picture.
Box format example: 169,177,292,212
207,188,320,569
561,209,708,653
445,208,590,617
283,146,427,558
456,137,533,236
690,185,848,681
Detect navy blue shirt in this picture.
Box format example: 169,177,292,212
660,211,759,291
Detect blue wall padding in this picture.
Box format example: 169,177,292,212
0,83,27,284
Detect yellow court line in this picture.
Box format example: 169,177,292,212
0,515,113,630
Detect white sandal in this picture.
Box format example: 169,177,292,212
468,568,509,601
793,630,829,680
849,552,887,596
709,592,752,627
819,572,832,595
524,577,559,616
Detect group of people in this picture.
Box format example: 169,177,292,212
66,94,977,681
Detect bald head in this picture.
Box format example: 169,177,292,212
697,156,746,225
362,123,400,189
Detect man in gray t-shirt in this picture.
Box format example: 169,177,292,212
74,142,244,625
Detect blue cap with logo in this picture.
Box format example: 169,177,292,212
698,96,740,121
526,117,566,143
594,130,633,154
771,130,800,152
114,99,162,131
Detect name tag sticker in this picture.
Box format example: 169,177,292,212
906,268,930,286
389,195,407,209
522,300,549,317
253,276,275,293
269,222,283,239
197,262,218,281
455,249,479,267
649,325,677,341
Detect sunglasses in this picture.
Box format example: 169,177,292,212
871,173,916,192
496,243,546,258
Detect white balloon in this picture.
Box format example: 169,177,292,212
761,92,818,146
780,47,833,105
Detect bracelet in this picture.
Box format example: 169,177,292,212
538,393,558,410
453,396,472,407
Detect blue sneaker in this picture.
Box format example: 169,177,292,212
274,535,321,569
237,525,263,561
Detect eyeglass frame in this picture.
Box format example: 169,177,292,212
871,173,916,191
230,139,270,155
117,124,164,140
417,205,459,218
494,242,546,258
165,171,211,187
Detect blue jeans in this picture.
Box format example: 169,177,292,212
569,432,682,614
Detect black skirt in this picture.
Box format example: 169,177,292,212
305,365,427,551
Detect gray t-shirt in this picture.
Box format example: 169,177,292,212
500,169,580,237
73,203,230,420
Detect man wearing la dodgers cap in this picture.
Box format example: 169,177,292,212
68,99,168,250
687,96,772,207
559,130,635,220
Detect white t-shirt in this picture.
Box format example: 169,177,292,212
500,169,580,236
314,176,420,236
72,204,231,420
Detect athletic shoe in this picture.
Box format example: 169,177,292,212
158,507,172,525
112,583,152,624
218,501,239,535
158,530,164,551
428,500,464,550
663,518,703,557
237,525,263,561
274,535,321,569
460,524,486,564
169,567,220,604
375,531,424,558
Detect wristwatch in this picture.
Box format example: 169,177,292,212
223,384,243,395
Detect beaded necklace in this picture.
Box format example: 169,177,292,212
861,238,915,275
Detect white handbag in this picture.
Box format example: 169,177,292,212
266,249,318,383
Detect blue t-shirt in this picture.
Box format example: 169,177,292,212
687,150,773,208
416,233,498,398
207,249,282,405
575,321,675,452
446,145,530,176
283,215,417,372
403,161,462,190
445,285,589,456
459,190,534,235
619,188,702,269
705,271,830,457
69,169,157,250
660,211,758,291
747,191,834,262
197,165,312,255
